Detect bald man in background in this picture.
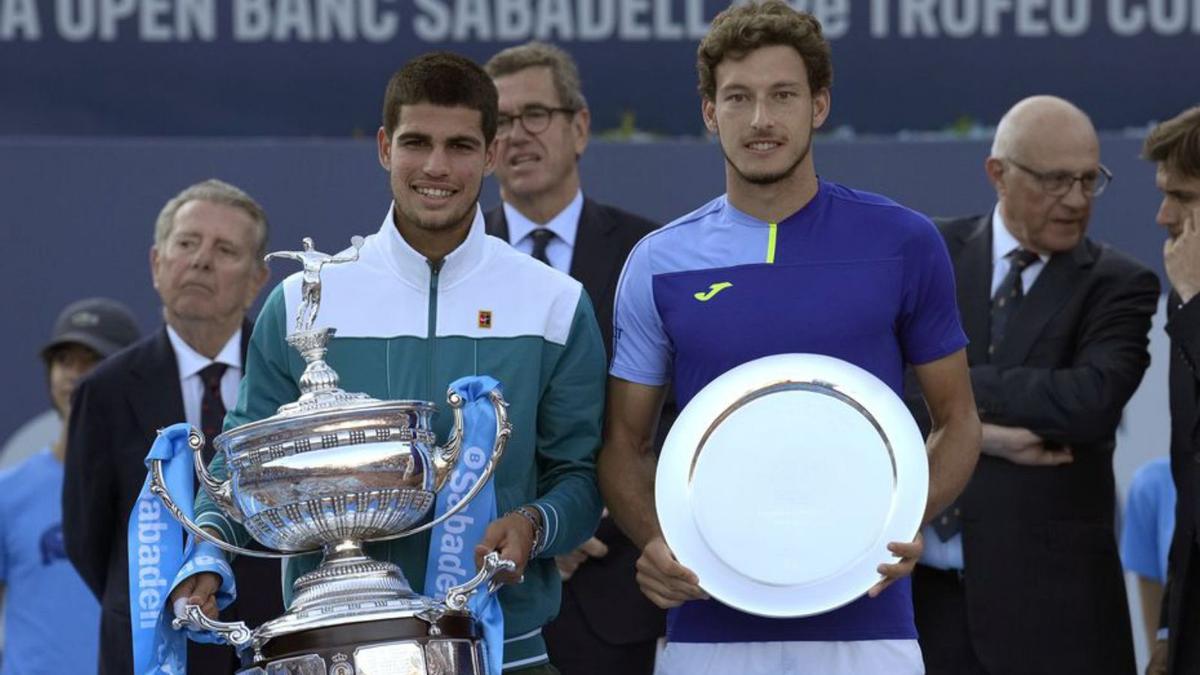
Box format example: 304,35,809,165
905,96,1159,674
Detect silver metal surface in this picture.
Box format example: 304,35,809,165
423,640,481,675
356,642,426,674
172,603,254,649
444,552,517,612
687,380,899,483
151,237,517,670
264,236,363,334
265,654,326,675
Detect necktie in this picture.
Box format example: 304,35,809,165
931,249,1041,542
198,363,228,464
989,248,1041,356
529,228,555,266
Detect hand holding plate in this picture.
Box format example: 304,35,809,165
869,532,923,598
635,536,708,609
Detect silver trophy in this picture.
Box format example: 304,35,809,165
149,236,514,675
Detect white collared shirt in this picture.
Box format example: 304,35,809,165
991,205,1050,297
166,325,243,430
502,190,584,273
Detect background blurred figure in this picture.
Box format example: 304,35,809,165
908,95,1158,675
1141,105,1200,675
1121,456,1176,648
0,298,139,674
61,179,275,675
483,41,664,675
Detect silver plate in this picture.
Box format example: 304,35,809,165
655,353,928,617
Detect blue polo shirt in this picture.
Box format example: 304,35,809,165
0,449,101,673
611,179,966,643
1121,457,1175,583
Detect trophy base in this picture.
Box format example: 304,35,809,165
236,612,485,675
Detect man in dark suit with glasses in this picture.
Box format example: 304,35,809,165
906,95,1158,675
483,42,666,675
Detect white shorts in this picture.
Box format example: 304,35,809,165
654,639,924,675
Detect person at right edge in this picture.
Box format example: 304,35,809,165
599,3,982,674
906,95,1159,675
1143,106,1200,675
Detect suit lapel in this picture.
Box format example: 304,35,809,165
955,216,992,366
570,199,620,307
484,207,510,243
993,240,1094,366
128,326,185,434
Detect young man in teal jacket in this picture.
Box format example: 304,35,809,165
175,52,606,674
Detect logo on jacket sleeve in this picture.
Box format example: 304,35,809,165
478,310,492,329
694,282,733,302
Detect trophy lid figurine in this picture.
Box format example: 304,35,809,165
149,236,515,674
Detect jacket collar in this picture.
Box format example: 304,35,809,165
373,203,489,290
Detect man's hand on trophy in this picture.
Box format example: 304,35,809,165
474,509,540,585
168,572,223,620
636,536,708,609
556,537,609,581
868,531,924,598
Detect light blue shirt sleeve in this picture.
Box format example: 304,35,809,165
610,236,672,386
1121,457,1176,583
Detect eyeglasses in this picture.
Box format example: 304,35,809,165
1006,158,1113,197
496,105,576,137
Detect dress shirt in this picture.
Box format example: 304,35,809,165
921,206,1051,571
166,325,243,430
990,205,1049,297
502,190,583,273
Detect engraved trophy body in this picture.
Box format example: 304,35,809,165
150,237,514,675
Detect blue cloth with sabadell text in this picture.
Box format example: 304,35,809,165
0,449,101,675
611,179,967,643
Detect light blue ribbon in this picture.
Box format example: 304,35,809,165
424,376,505,675
128,423,237,675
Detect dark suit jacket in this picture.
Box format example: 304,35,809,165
908,214,1158,675
1164,294,1200,672
486,198,666,646
63,323,282,675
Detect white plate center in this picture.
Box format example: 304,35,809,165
689,388,896,587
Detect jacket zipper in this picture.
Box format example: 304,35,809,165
427,258,443,402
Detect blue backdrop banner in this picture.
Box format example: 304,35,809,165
1,0,1196,136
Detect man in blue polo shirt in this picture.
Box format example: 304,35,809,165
597,2,982,673
0,298,140,674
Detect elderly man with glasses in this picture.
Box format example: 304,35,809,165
901,95,1159,675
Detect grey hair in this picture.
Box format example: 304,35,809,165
484,41,588,111
154,179,269,260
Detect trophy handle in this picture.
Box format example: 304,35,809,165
172,603,254,649
388,388,511,540
189,428,245,523
429,390,466,492
443,551,517,612
149,454,307,560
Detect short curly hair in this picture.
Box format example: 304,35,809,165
1143,106,1200,180
697,0,832,101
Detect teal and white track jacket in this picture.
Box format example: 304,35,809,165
195,205,606,670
